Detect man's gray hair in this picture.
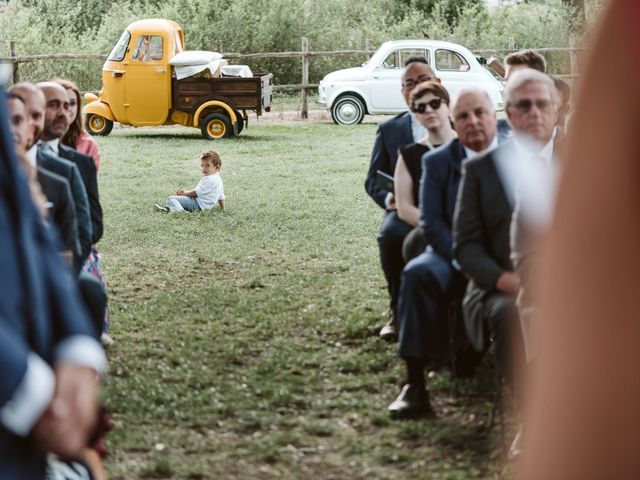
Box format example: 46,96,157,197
505,68,560,107
451,87,495,114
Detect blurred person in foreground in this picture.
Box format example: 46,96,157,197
519,1,640,478
0,85,106,478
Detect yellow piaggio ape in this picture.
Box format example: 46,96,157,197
84,19,273,139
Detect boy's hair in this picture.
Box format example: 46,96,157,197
504,50,546,73
201,150,221,168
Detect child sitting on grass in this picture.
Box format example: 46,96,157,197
155,150,225,213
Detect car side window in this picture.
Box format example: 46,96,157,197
132,35,164,62
382,49,429,69
108,30,131,62
435,49,470,71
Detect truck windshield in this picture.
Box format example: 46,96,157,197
108,30,131,62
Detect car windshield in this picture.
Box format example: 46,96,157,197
108,30,131,62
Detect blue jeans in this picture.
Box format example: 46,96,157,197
166,195,200,212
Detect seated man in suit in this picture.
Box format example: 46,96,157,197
38,81,103,245
452,68,560,399
11,82,91,265
7,91,79,262
388,89,499,417
0,87,107,479
364,57,439,339
497,50,547,141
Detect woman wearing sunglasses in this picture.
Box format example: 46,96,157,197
394,81,456,261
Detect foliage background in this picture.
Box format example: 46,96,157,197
0,0,604,90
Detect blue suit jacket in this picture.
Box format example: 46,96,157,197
365,112,413,209
37,148,92,261
419,138,467,261
0,92,96,478
58,144,103,244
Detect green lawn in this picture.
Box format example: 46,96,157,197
97,122,507,479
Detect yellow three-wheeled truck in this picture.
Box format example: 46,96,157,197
84,19,273,140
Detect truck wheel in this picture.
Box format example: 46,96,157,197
331,94,365,125
201,113,232,140
234,110,245,135
85,114,113,136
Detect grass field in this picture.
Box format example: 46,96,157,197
97,120,508,479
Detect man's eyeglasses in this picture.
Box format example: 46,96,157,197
510,99,553,114
401,74,433,90
411,98,445,113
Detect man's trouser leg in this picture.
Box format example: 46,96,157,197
398,250,454,364
377,210,413,317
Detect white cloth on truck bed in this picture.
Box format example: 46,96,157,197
169,51,223,66
221,65,253,78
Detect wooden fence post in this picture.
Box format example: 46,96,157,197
508,37,515,50
569,35,578,78
10,41,19,84
365,39,373,52
300,36,309,120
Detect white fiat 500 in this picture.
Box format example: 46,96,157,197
317,39,504,125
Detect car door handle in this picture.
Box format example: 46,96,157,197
112,70,125,77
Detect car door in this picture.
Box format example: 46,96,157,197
124,33,170,125
368,47,430,112
435,47,503,110
434,48,474,107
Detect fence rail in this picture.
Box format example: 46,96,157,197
1,38,584,118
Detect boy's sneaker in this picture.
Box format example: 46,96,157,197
154,204,169,212
101,332,114,348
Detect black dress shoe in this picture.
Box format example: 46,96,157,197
388,384,435,419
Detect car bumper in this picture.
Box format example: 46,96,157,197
317,84,327,106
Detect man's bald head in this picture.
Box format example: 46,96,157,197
9,82,46,149
451,88,497,152
37,81,70,141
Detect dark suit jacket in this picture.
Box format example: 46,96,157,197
453,141,516,291
58,144,103,244
452,142,516,350
36,167,79,258
419,138,467,261
365,112,413,209
0,95,97,478
37,148,92,260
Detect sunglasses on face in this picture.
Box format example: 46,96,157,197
411,98,445,113
401,74,433,90
510,99,553,114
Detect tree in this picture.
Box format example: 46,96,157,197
563,0,585,32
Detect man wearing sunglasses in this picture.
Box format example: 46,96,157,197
389,88,499,417
364,56,440,340
452,69,560,416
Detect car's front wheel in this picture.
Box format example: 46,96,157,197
331,94,365,125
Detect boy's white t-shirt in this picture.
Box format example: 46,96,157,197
195,172,225,210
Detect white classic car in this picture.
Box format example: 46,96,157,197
317,39,504,125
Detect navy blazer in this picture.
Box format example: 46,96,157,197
58,144,103,244
365,112,413,209
37,167,79,258
37,148,92,260
0,92,96,478
418,138,467,261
